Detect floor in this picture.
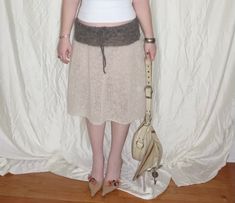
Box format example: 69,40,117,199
0,163,234,203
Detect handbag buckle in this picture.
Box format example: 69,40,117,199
136,140,144,149
144,85,153,99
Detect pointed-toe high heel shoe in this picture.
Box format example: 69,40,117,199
88,174,103,197
101,178,121,196
102,159,123,196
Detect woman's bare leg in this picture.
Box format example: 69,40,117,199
86,118,106,182
105,121,131,180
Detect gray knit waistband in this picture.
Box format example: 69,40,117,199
74,17,141,74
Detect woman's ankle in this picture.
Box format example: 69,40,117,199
91,156,105,181
105,156,123,180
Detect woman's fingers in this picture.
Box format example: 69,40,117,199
145,49,155,61
59,53,67,63
146,51,151,60
150,48,156,61
58,51,70,64
144,43,157,61
68,45,72,58
66,47,72,61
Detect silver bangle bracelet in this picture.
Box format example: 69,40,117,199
59,34,70,39
144,37,156,43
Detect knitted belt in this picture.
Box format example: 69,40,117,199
74,17,140,74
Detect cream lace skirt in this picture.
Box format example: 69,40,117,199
67,38,146,125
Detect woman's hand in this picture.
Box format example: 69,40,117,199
57,38,72,64
144,42,157,61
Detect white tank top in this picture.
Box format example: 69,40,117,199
77,0,136,23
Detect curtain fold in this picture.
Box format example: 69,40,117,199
0,0,234,199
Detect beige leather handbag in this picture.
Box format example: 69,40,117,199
131,57,163,184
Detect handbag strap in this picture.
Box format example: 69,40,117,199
144,57,153,124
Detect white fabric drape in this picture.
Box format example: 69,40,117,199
0,0,234,200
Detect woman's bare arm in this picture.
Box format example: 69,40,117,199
132,0,156,60
57,0,81,64
132,0,154,38
59,0,81,36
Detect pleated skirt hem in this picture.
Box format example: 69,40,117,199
67,110,145,125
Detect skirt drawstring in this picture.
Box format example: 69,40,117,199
100,45,106,74
74,17,140,74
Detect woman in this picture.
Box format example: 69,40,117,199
57,0,156,197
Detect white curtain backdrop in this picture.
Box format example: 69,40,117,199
0,0,235,200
